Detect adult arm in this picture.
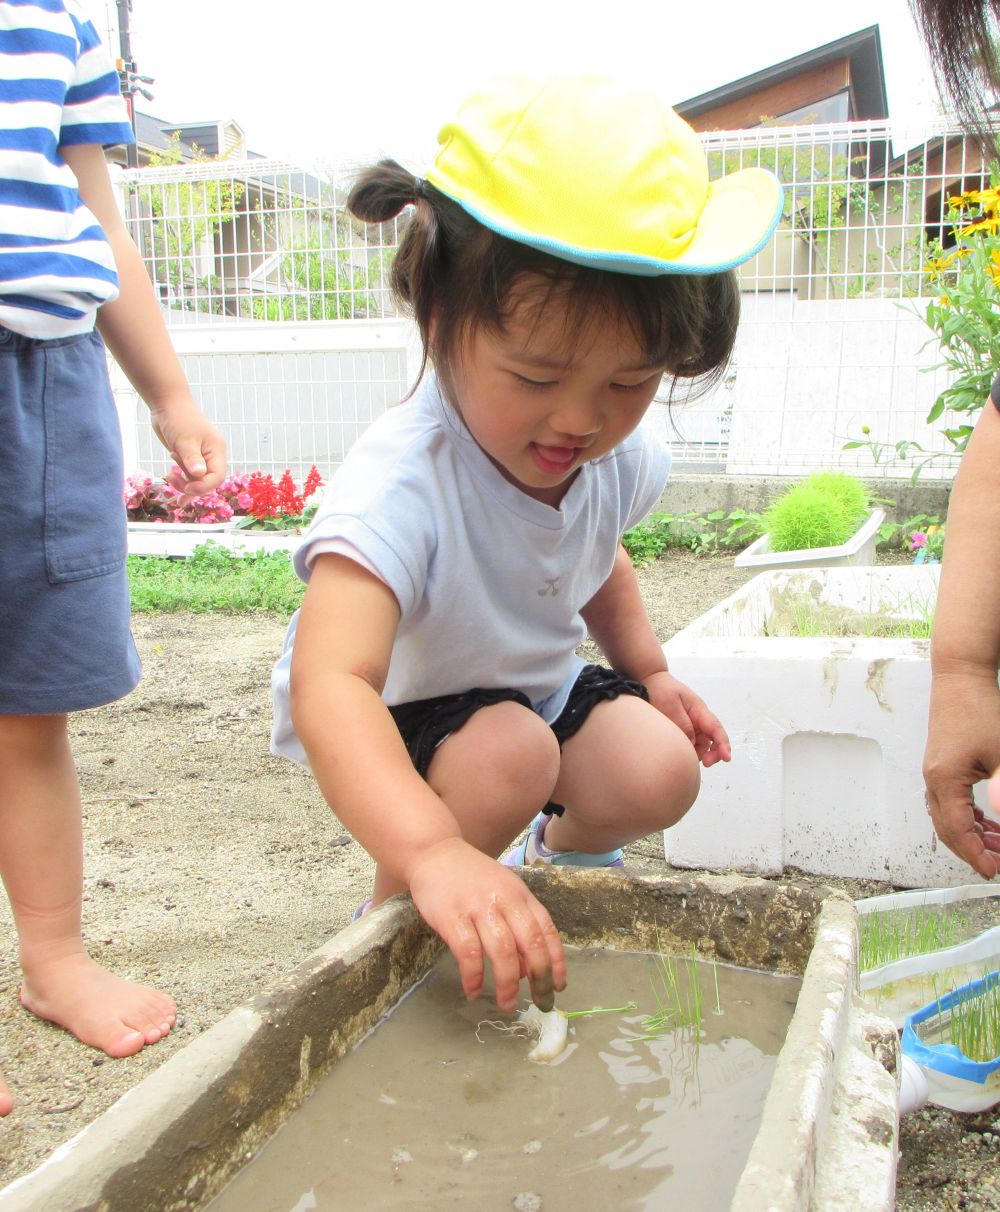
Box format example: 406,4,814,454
290,554,566,1009
581,545,731,767
924,399,1000,878
61,144,225,499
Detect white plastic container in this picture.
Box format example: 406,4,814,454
857,885,1000,1026
901,972,1000,1113
127,523,300,557
663,566,983,885
734,508,885,571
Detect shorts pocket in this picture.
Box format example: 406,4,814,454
43,332,127,584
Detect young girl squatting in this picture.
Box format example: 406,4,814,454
272,76,782,1013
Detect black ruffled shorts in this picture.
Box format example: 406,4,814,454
388,664,650,816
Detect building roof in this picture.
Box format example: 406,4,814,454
675,26,889,125
133,112,254,160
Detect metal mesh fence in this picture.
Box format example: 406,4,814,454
119,120,992,480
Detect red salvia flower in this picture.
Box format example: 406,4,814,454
276,470,305,516
303,465,323,498
247,472,281,519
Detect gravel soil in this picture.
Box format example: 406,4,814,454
0,550,995,1208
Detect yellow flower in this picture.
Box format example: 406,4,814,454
938,246,974,269
938,295,950,306
973,188,1000,214
988,249,1000,289
956,216,1000,238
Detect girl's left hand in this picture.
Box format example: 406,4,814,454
644,671,731,768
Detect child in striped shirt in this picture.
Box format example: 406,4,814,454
0,0,226,1114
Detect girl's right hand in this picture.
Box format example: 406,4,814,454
406,838,567,1012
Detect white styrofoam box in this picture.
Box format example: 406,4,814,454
734,508,885,571
664,565,983,887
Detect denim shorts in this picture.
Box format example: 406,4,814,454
388,663,650,809
0,327,140,713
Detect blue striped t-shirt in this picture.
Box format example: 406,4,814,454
0,0,134,337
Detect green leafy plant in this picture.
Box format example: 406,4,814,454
761,472,870,552
622,508,764,565
844,184,1000,479
877,512,941,547
910,524,946,563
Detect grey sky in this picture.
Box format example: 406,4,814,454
87,0,941,167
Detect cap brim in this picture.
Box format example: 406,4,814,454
444,166,784,277
670,168,786,273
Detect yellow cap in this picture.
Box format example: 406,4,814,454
425,74,783,276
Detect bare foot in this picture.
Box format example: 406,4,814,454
0,1067,12,1116
20,951,175,1058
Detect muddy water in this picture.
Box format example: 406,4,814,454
209,949,800,1212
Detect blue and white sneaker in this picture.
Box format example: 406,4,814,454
501,812,625,869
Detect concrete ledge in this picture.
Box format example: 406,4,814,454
0,903,440,1212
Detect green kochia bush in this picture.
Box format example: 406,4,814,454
763,472,870,552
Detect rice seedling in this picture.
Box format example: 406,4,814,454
860,904,971,971
918,972,1000,1063
764,589,935,639
630,943,713,1043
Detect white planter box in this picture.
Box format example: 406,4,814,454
127,522,299,557
663,565,983,887
734,508,885,571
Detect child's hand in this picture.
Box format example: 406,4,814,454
644,671,731,768
149,396,227,502
406,838,566,1012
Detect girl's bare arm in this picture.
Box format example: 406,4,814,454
290,554,565,1008
581,545,731,765
61,143,225,497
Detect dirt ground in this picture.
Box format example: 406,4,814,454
0,550,997,1208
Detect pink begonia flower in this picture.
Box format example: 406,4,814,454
236,492,252,510
910,532,928,549
200,514,217,524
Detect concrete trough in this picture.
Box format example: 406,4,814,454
0,869,899,1212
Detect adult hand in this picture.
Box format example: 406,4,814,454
150,395,227,501
924,671,1000,879
644,671,732,768
407,838,566,1012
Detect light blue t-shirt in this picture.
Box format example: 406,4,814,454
0,0,135,336
271,375,670,766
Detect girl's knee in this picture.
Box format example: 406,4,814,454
431,701,560,803
618,729,702,830
661,739,702,824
